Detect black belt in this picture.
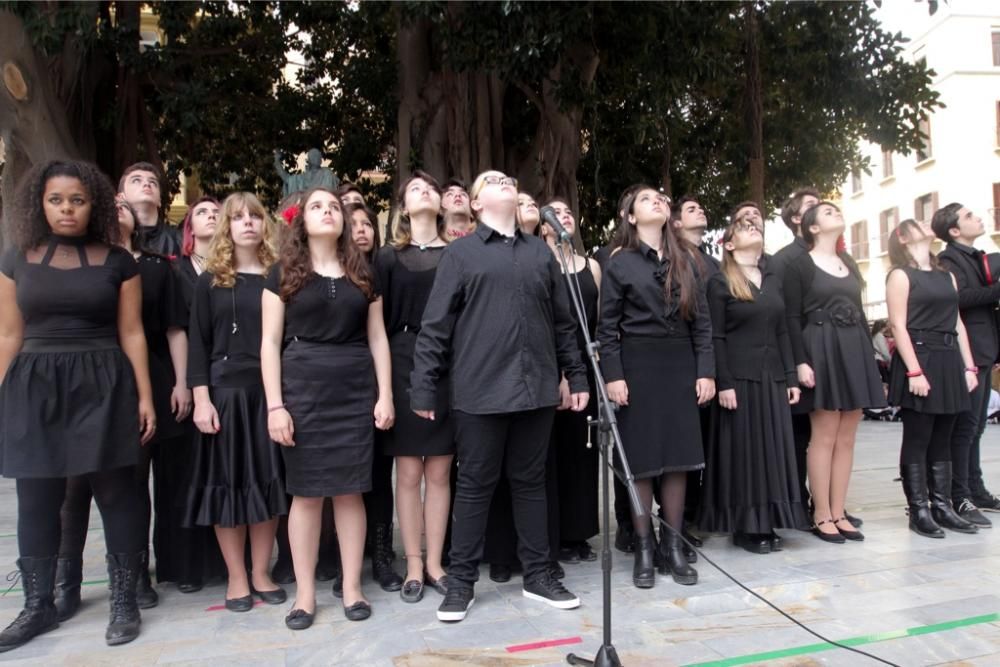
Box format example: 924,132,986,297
910,330,957,347
21,336,119,353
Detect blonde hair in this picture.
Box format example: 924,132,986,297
205,192,278,288
720,221,756,302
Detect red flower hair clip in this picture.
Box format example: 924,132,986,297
281,205,300,225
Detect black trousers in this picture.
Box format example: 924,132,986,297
951,366,991,500
18,466,144,558
448,407,555,586
901,409,957,465
363,441,395,529
791,412,812,508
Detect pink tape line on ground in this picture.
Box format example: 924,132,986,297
506,636,583,653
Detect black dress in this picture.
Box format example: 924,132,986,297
887,267,970,415
596,243,714,478
698,270,810,534
0,237,140,478
265,269,377,498
375,245,454,457
183,271,288,527
784,255,886,412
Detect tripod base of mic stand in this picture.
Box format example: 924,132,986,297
566,644,622,666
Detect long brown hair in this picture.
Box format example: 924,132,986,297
888,218,942,271
619,185,699,320
391,170,446,249
278,186,374,302
205,192,278,288
719,221,756,302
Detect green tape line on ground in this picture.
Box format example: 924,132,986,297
2,578,108,595
685,612,1000,667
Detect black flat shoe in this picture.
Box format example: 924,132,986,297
845,512,863,528
224,595,254,612
733,533,771,554
344,601,371,621
271,558,295,585
251,586,287,605
177,582,202,594
811,519,846,544
424,571,449,595
767,532,783,552
576,542,597,562
400,579,424,603
682,528,703,548
834,518,865,541
557,546,581,564
489,564,512,583
331,575,343,599
284,608,314,630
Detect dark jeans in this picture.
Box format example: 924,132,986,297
902,409,957,465
448,407,555,587
18,466,145,558
951,366,991,500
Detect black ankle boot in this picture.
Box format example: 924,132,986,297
900,463,944,538
105,553,141,646
632,535,656,588
53,556,83,622
0,557,59,653
658,533,697,585
371,523,403,592
135,551,158,609
928,461,978,534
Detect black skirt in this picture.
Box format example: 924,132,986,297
1,338,140,478
887,343,970,415
281,340,375,497
381,331,454,457
698,373,811,534
616,336,704,478
804,321,887,411
183,364,288,528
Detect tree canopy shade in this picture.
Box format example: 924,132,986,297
0,1,939,250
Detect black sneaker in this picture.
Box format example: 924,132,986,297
437,585,475,622
523,572,580,609
971,493,1000,513
957,498,993,528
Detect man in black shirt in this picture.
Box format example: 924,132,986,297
411,170,589,623
118,162,181,257
933,203,1000,523
672,195,720,276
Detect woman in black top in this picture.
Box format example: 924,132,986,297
374,172,454,604
176,197,221,304
0,160,155,651
517,192,541,236
262,187,393,627
597,185,715,589
886,218,978,537
184,192,288,612
698,219,809,554
784,202,886,544
345,202,381,264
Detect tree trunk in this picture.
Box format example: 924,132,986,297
744,1,764,207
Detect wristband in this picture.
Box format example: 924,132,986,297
905,370,923,378
966,367,979,373
268,404,286,413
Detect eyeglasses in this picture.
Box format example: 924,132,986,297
482,175,518,188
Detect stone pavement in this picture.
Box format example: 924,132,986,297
1,420,999,666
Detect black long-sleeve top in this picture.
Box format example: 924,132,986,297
410,223,587,415
768,237,809,283
187,271,266,387
707,265,797,390
937,242,1000,366
596,242,714,383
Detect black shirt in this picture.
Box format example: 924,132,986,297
376,245,444,336
0,237,138,340
138,223,182,259
707,268,797,390
137,254,188,348
410,222,587,415
890,266,959,335
187,272,266,387
938,242,1000,366
597,243,714,383
263,268,372,345
769,236,809,283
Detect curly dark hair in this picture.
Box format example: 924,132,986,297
278,186,375,302
10,160,121,251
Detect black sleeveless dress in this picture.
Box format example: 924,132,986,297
0,237,140,478
887,267,970,414
265,269,377,497
375,245,455,457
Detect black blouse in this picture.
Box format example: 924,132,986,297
263,268,372,345
375,244,443,336
174,255,201,314
137,254,188,350
187,271,266,387
596,242,714,382
707,265,797,390
0,236,137,340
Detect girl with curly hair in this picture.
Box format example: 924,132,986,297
0,160,155,651
261,186,393,627
183,192,289,612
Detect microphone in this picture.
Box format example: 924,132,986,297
540,206,573,242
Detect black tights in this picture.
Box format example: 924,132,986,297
18,466,145,558
632,472,686,538
900,409,957,466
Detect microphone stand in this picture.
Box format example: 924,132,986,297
549,236,645,667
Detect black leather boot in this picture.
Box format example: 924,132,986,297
370,524,403,592
53,556,83,622
658,533,697,585
900,464,944,538
0,557,59,653
632,535,656,589
928,461,978,534
105,553,141,646
135,551,158,609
